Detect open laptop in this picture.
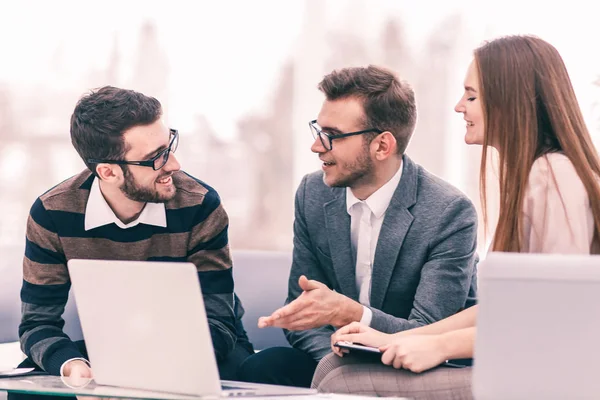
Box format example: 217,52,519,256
473,252,600,400
67,259,316,397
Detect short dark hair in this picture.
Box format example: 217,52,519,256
318,65,417,154
70,86,163,174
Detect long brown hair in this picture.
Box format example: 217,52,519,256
476,35,600,252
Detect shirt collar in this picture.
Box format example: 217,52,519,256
84,177,167,231
346,160,403,219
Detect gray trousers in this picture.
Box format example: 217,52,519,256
312,352,473,400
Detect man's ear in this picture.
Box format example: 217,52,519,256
372,131,397,161
95,164,123,183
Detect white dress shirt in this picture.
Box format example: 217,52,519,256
61,177,167,375
346,161,403,326
84,177,167,231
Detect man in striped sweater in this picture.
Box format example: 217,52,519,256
15,86,253,388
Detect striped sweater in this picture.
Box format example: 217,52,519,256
20,169,242,375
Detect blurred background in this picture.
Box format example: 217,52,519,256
1,0,600,254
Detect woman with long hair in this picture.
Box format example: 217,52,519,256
311,35,600,399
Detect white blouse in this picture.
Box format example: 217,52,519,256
521,153,599,254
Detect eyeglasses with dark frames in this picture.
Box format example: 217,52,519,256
88,128,179,171
309,120,382,151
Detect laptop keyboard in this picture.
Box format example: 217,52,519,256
221,384,248,391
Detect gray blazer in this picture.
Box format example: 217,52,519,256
285,155,478,360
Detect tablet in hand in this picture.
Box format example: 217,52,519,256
334,341,381,354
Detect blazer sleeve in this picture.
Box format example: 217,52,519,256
283,175,335,361
369,196,478,333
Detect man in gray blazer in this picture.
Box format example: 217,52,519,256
238,65,478,387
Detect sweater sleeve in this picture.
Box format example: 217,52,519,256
187,188,237,361
19,198,85,375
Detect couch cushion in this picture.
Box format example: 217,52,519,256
0,248,291,351
232,250,291,350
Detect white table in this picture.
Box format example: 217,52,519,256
0,375,411,400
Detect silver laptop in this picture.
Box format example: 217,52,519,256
473,252,600,400
67,259,316,397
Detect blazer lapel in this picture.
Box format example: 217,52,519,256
370,155,418,309
324,192,359,301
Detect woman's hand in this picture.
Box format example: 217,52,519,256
380,334,447,373
331,322,392,357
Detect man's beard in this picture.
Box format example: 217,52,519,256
120,166,176,203
327,147,375,188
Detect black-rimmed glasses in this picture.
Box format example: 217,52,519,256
309,120,382,151
88,129,179,171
